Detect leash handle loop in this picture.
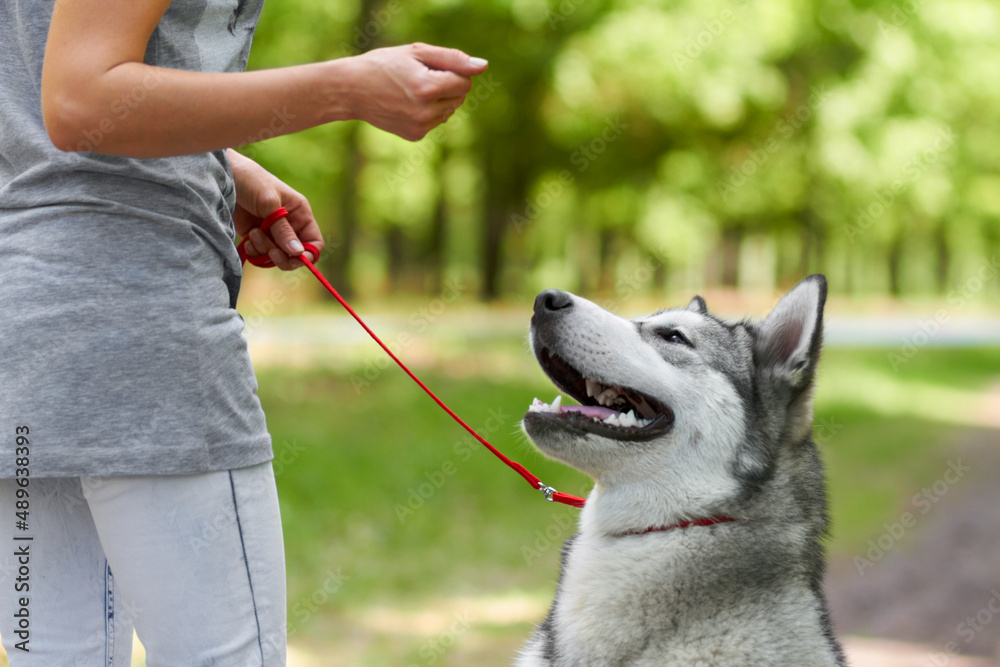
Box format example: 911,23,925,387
240,208,585,509
237,207,320,268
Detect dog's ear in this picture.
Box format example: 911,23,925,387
755,274,827,392
686,295,708,314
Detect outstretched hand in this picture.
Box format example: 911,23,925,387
228,149,324,271
346,43,489,141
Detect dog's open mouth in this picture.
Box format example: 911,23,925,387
525,348,674,441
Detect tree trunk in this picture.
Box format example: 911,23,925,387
385,224,406,292
720,227,742,288
934,222,949,294
424,153,448,295
802,207,826,277
326,123,361,299
481,202,506,301
480,155,527,301
654,250,668,294
887,232,904,297
842,242,856,296
598,228,616,292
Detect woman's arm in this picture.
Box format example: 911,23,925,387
42,0,487,158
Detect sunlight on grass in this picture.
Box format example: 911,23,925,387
288,593,547,666
820,365,995,428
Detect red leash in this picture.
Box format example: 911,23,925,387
238,208,587,509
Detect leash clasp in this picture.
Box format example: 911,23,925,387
538,484,557,502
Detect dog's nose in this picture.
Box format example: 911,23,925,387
535,289,573,315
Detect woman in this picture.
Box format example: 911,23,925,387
0,0,487,664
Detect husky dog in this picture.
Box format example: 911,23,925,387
518,275,844,666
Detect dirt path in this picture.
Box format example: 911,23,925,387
827,418,1000,663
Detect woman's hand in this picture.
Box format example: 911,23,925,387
228,150,324,271
342,43,488,141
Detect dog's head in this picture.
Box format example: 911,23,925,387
522,274,827,529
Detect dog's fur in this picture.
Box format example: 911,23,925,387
518,275,844,666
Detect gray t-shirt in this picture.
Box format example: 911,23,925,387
0,0,273,477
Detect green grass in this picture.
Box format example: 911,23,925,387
249,344,1000,664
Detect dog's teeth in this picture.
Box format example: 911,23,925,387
603,414,620,427
596,388,619,406
621,410,637,427
529,397,563,414
585,378,601,398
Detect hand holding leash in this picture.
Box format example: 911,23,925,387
237,207,321,268
230,149,324,270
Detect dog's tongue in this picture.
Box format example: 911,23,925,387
560,404,621,419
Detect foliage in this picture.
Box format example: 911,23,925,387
243,0,1000,301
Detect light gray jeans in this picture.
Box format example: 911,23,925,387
0,462,286,666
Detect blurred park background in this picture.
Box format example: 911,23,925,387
68,0,1000,665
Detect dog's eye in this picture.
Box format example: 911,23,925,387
657,329,692,347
